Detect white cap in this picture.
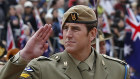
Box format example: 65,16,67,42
23,24,29,30
24,1,33,8
45,13,53,19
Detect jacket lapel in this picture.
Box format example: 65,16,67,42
61,51,82,79
59,50,108,79
94,51,108,79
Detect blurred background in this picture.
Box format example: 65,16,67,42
0,0,140,78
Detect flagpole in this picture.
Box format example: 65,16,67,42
7,22,16,50
94,0,100,53
102,13,114,56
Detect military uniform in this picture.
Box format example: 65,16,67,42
0,48,129,79
0,5,130,79
0,61,5,71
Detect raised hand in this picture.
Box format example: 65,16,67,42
20,24,52,61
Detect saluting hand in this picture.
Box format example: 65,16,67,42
20,24,52,61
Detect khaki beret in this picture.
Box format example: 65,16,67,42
62,5,97,28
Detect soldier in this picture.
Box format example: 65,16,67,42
92,30,112,54
0,5,130,79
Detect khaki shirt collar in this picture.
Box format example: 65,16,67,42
68,47,95,70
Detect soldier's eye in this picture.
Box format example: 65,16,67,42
63,26,68,30
72,26,80,31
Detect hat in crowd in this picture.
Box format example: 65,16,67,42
62,5,97,28
24,1,33,8
91,30,112,45
0,41,6,59
45,13,53,19
6,48,20,61
97,5,104,16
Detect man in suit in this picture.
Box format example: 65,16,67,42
0,5,129,79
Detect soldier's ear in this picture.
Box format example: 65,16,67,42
89,27,97,42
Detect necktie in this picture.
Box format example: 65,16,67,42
78,62,92,79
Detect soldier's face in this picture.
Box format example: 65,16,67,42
100,41,106,54
92,41,106,54
63,23,92,54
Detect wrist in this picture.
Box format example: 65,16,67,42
20,49,32,61
12,51,30,65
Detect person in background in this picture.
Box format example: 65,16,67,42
18,0,27,7
47,0,64,19
30,0,40,8
22,1,37,31
5,5,21,47
20,25,31,49
51,9,62,53
92,30,112,54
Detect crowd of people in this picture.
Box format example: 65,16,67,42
0,0,140,78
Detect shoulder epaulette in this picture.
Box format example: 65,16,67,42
0,61,5,65
36,56,52,61
50,54,61,62
102,54,127,65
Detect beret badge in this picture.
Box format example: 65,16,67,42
71,13,78,21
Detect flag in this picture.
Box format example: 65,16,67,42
7,22,16,50
102,13,111,33
102,13,113,56
18,19,33,49
19,18,25,49
99,0,115,15
19,18,24,35
34,8,43,29
124,5,140,73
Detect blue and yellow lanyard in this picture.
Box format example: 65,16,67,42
124,65,127,79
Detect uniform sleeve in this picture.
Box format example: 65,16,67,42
19,60,41,79
12,52,30,65
0,53,28,79
126,65,130,79
0,52,44,79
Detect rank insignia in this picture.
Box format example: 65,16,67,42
64,61,67,67
24,67,34,72
20,73,30,78
71,13,78,21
